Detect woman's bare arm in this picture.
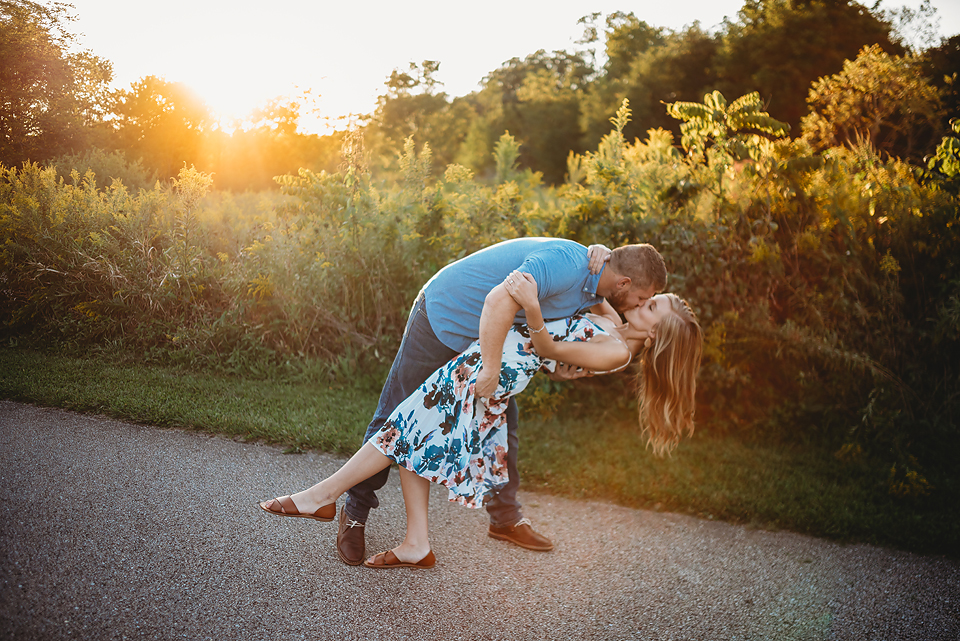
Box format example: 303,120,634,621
532,336,630,372
504,271,631,372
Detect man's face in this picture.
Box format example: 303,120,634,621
607,283,656,313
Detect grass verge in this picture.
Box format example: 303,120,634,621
2,347,956,556
520,415,957,555
0,348,373,454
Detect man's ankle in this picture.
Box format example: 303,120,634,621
489,514,522,529
343,505,368,525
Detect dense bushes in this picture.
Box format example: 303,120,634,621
2,92,958,504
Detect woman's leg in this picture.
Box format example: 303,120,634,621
262,442,392,514
389,466,432,562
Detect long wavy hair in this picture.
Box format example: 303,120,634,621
636,294,703,456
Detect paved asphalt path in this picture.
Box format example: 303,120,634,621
1,400,958,640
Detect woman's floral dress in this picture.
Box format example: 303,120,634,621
369,315,605,508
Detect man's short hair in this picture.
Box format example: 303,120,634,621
609,244,667,292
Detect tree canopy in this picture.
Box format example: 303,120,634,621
0,0,113,166
801,44,944,161
2,0,954,187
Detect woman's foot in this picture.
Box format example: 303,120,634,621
258,495,336,522
363,545,436,569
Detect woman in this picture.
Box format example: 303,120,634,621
259,271,702,569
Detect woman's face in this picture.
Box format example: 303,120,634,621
623,294,673,334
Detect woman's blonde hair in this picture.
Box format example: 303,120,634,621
637,294,703,456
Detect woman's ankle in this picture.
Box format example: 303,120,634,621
396,540,431,561
294,486,337,508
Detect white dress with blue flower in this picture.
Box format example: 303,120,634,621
368,315,606,508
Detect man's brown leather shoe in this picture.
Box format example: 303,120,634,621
488,517,554,551
337,506,365,566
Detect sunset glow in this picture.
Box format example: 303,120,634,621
68,0,960,135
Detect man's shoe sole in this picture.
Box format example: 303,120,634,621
487,529,554,551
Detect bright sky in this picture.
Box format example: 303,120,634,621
68,0,959,135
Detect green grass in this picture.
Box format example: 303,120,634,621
0,348,374,454
520,415,958,554
2,347,956,556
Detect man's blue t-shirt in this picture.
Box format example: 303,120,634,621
422,237,603,352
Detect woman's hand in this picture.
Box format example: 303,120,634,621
503,270,538,310
587,244,611,274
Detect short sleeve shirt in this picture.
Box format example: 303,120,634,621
422,237,604,352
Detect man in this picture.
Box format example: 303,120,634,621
336,237,666,565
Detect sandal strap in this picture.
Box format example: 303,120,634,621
277,496,298,515
367,550,393,567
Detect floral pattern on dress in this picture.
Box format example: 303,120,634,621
369,315,608,508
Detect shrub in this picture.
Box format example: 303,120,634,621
50,148,158,192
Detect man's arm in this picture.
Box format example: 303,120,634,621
475,283,522,399
545,362,595,381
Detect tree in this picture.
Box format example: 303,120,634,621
510,52,590,183
800,44,944,161
246,95,302,136
599,11,665,80
879,0,942,53
578,13,667,147
205,95,345,191
467,49,592,184
580,24,719,149
0,0,114,166
113,76,212,180
716,0,900,130
919,34,960,130
370,60,459,169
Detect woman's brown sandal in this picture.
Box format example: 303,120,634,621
363,549,436,569
258,496,335,522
